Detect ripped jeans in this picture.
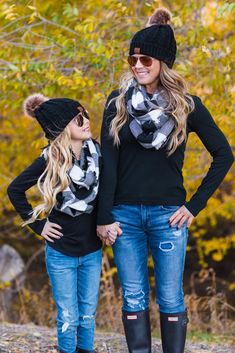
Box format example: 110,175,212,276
112,204,188,314
45,244,102,353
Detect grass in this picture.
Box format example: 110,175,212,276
151,329,235,345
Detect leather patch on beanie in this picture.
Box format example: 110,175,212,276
134,47,141,54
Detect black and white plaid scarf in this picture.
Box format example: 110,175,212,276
126,79,175,149
42,139,100,217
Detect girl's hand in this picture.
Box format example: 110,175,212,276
169,205,194,229
41,221,63,242
97,223,122,246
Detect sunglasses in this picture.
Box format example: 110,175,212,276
127,55,153,67
74,110,90,127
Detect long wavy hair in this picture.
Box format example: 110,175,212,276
109,62,195,156
23,126,73,226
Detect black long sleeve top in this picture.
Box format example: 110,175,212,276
97,91,234,225
7,146,102,257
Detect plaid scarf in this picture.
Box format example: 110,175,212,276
126,79,175,149
42,138,100,217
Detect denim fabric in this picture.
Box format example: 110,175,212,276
45,244,102,353
112,204,188,313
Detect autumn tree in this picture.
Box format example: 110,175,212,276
1,0,234,271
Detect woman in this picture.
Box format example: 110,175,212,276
7,94,102,353
96,8,234,353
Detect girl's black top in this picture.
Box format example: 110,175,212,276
7,142,102,257
97,91,234,225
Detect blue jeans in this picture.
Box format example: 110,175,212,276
45,244,102,353
112,204,188,314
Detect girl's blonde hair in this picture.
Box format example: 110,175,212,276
109,62,195,156
23,126,73,226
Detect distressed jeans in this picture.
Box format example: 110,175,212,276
45,244,102,353
112,204,188,313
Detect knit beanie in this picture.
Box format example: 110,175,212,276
129,8,177,68
23,94,87,140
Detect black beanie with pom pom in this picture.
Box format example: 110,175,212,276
23,94,87,140
129,7,177,68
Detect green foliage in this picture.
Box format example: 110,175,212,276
0,0,234,268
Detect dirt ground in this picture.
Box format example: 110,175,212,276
0,323,234,353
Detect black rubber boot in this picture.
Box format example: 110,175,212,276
160,310,188,353
122,308,151,353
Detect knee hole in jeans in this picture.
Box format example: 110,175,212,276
59,309,78,333
123,289,148,311
79,314,95,328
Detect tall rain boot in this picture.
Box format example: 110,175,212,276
122,308,151,353
160,310,188,353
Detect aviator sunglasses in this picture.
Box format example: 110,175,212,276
74,109,90,127
127,55,153,67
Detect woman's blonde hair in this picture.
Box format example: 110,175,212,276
109,62,195,156
23,126,73,226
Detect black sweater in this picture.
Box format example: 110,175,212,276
97,91,234,225
7,147,102,257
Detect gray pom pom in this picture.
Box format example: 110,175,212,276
23,93,49,118
146,7,172,28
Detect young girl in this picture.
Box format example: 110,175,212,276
97,7,234,353
7,94,102,353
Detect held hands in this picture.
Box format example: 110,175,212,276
169,205,194,229
41,221,63,242
40,206,193,245
97,222,122,246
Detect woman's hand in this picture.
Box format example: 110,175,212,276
97,223,122,246
41,221,63,242
169,205,194,229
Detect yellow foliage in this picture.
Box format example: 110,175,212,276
0,0,234,269
212,252,223,262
